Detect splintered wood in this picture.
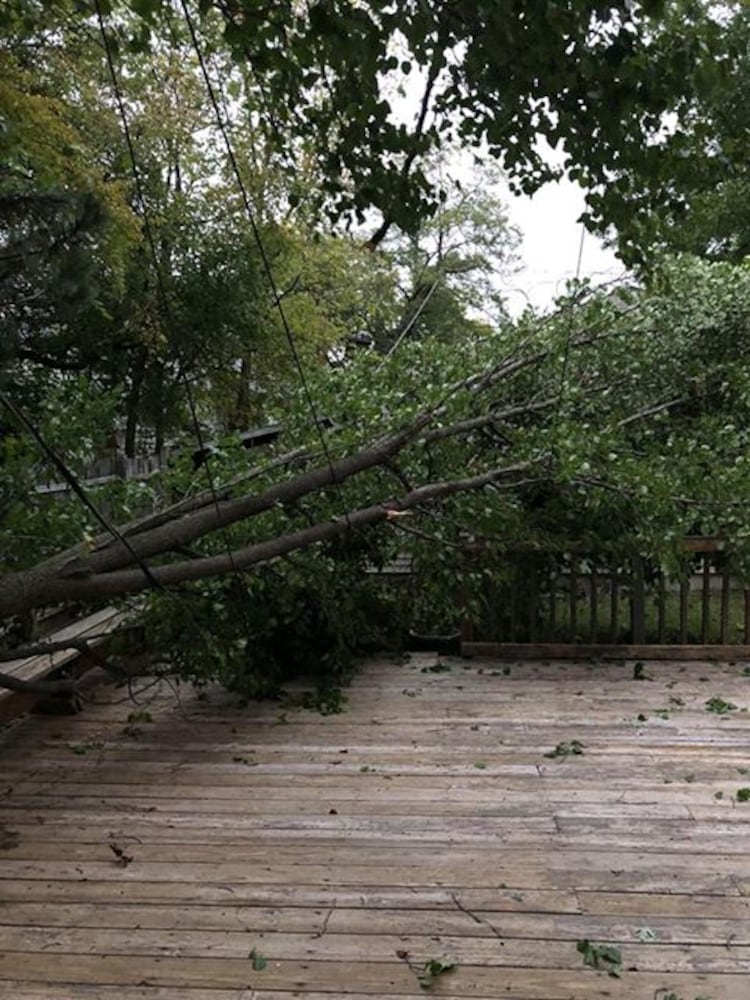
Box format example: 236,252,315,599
0,655,749,999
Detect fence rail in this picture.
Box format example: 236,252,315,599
460,539,750,656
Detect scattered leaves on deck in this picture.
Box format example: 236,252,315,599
576,939,622,977
545,740,586,759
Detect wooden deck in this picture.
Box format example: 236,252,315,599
0,606,125,722
1,654,750,999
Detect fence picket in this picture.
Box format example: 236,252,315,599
701,559,711,643
609,567,619,644
457,540,749,651
589,569,598,642
631,555,646,644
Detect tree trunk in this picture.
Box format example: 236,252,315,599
124,352,147,458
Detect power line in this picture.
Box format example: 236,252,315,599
0,390,164,591
559,223,587,380
384,278,441,361
178,0,352,527
93,0,245,580
549,223,588,444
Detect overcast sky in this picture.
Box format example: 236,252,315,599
500,174,626,316
440,139,628,318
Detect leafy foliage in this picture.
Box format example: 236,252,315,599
248,948,267,971
5,0,750,706
10,254,750,693
620,9,750,265
576,939,622,978
101,0,742,269
705,697,737,715
417,956,457,990
139,533,409,697
0,378,122,571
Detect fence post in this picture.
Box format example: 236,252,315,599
458,546,475,645
631,554,646,644
527,560,539,642
679,576,690,644
610,564,619,643
589,568,598,642
720,569,730,645
509,559,519,642
548,564,558,641
657,572,666,644
569,561,578,640
701,558,711,644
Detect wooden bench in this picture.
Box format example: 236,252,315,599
0,606,126,722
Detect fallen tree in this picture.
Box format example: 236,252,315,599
0,283,631,620
3,3,749,700
4,257,750,700
4,257,750,628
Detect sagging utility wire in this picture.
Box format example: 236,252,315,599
547,223,588,464
0,390,164,591
94,0,245,580
178,0,353,528
384,278,441,361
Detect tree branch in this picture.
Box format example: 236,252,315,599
90,444,313,551
618,396,687,427
0,671,76,696
0,636,111,664
0,463,531,615
422,397,557,443
363,49,442,251
0,298,641,621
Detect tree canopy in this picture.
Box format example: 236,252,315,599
84,0,736,262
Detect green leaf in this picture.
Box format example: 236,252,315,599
632,661,650,681
418,956,457,989
705,697,737,715
249,948,267,971
545,740,585,759
576,939,622,978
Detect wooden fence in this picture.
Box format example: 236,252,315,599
460,539,750,659
35,423,285,495
36,451,169,495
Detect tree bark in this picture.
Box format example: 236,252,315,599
124,351,147,458
0,462,532,617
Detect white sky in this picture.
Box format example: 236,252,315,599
433,140,628,318
502,174,626,316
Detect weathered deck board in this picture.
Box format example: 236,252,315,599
1,654,750,998
0,607,126,722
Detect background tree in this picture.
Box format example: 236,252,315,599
383,162,520,348
612,8,750,263
0,7,138,393
120,0,735,261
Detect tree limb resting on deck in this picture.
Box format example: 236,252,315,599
0,670,76,696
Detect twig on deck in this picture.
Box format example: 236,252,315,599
450,892,504,941
313,906,334,938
